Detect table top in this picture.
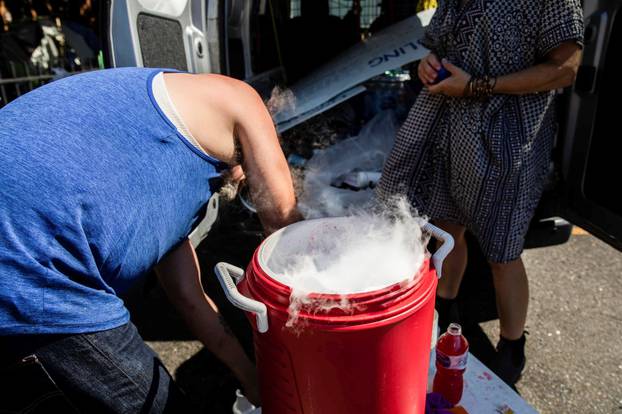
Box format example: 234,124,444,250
235,350,540,414
428,352,539,414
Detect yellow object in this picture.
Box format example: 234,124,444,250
417,0,438,12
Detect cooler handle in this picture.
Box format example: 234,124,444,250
214,262,269,333
423,223,454,279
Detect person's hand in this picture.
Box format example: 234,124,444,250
427,59,471,97
418,53,442,85
218,164,247,201
228,164,246,184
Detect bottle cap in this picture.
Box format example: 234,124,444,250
447,323,462,336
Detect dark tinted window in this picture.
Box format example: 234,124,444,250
583,9,622,215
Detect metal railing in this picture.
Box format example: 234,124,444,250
0,59,99,108
289,0,427,29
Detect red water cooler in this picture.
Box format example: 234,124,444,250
215,219,453,414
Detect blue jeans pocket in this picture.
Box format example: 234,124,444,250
0,354,79,414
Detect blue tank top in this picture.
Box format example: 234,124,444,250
0,68,227,334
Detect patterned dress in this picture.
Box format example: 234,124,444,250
377,0,584,262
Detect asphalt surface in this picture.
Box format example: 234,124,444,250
141,229,622,414
497,232,622,414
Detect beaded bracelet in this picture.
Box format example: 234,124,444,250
464,75,497,100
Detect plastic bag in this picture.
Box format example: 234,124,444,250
298,110,398,218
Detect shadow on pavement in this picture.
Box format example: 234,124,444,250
175,349,241,413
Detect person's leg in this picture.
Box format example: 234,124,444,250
433,220,468,331
434,220,468,300
489,256,529,385
489,257,528,340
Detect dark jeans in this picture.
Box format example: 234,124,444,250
0,322,193,413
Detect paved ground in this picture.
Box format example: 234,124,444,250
138,224,622,413
495,231,622,414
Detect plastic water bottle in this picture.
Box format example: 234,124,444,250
432,323,469,404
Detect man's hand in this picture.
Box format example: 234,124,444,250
228,164,246,184
427,59,471,97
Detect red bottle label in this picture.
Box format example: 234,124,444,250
436,349,468,370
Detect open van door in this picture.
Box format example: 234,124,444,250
557,0,622,251
100,0,223,73
99,0,226,247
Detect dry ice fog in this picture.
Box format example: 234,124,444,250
258,88,432,327
268,200,429,327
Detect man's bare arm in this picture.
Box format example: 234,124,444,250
154,240,260,404
230,83,302,234
162,73,302,233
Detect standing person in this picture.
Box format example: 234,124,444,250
0,0,12,31
0,67,301,412
377,0,583,385
417,0,438,12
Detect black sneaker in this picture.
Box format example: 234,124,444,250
490,332,527,386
